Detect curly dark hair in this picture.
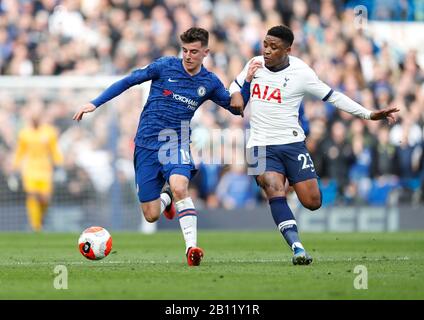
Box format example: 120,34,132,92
267,25,294,46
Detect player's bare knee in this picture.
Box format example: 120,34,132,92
308,202,321,211
170,185,188,200
305,195,322,211
143,211,159,223
145,216,158,223
262,182,285,198
265,186,285,198
258,175,285,197
141,206,159,222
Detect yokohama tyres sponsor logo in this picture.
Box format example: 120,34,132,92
163,89,198,109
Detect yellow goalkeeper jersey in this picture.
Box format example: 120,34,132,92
13,124,64,181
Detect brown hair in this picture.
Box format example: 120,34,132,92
180,27,209,47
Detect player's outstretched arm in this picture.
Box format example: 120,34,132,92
72,60,162,122
304,67,400,124
72,103,96,122
370,106,400,125
326,90,401,124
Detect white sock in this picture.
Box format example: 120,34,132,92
291,242,304,251
160,192,171,214
175,197,197,253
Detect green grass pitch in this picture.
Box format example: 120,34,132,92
0,231,423,299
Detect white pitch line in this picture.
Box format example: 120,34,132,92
0,260,167,266
208,256,412,263
0,256,412,266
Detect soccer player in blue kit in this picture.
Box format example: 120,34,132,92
73,27,260,266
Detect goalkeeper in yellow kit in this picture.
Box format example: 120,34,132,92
12,108,64,232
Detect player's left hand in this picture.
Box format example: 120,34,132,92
370,106,400,125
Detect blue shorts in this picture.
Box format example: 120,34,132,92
248,142,318,186
133,145,196,202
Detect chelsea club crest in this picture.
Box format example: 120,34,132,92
197,86,206,97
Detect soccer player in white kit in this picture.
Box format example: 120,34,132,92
230,25,399,265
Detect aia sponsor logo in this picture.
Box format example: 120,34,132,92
251,83,282,103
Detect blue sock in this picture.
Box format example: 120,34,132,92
269,197,302,251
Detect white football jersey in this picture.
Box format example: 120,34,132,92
230,55,333,148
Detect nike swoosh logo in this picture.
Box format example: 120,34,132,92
168,78,178,82
253,76,259,79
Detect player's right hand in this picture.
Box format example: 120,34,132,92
245,60,263,82
72,103,96,121
230,92,245,117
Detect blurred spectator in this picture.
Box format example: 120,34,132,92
389,113,423,202
306,118,326,177
192,162,222,208
321,121,355,202
55,151,96,206
347,134,372,202
216,162,258,209
371,125,398,177
368,125,400,205
389,114,422,179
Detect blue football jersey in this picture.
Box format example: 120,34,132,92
91,56,244,150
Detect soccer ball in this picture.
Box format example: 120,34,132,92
78,226,112,260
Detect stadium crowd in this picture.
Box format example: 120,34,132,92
1,0,424,211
